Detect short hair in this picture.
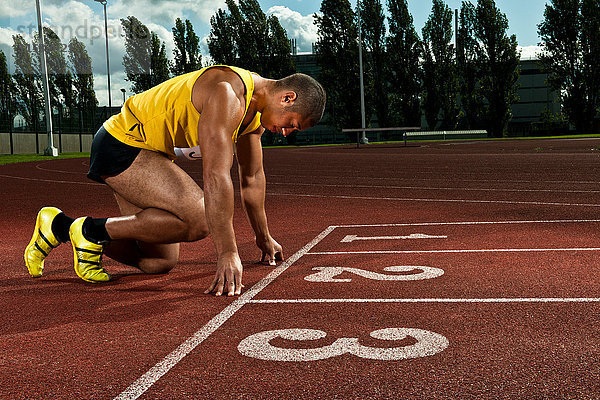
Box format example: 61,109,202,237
275,73,326,126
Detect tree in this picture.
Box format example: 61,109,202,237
121,16,170,93
12,34,41,130
207,8,238,66
171,18,202,76
266,15,295,78
456,1,483,129
68,37,97,133
474,0,520,137
421,0,458,130
0,50,16,131
386,0,421,127
315,0,361,132
32,27,74,129
359,0,386,128
150,32,170,86
539,0,599,132
208,0,294,78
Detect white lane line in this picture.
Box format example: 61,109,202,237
268,181,600,194
249,298,600,304
341,234,448,242
0,173,100,185
330,219,600,228
114,226,336,400
266,173,600,186
307,248,600,255
268,192,600,208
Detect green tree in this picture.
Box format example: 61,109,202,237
207,8,238,66
315,0,361,132
150,32,170,86
68,37,97,133
238,0,270,74
359,0,386,128
32,27,74,127
581,0,600,128
474,0,520,138
266,15,295,78
539,0,599,132
12,34,41,130
121,16,170,93
0,50,16,131
208,0,294,78
171,18,202,76
456,1,483,129
421,0,458,130
386,0,421,127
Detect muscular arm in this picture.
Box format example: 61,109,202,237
197,82,244,295
236,130,283,264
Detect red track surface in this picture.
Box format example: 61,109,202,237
2,138,600,399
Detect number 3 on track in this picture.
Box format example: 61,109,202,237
238,328,449,361
304,266,444,282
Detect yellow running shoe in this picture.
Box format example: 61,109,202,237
69,217,110,283
24,207,63,278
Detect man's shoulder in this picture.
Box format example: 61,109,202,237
193,66,246,109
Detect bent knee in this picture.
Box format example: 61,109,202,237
139,257,177,274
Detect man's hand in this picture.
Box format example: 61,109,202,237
205,252,244,296
257,236,284,266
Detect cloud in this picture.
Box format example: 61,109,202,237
108,0,225,28
266,6,318,53
519,45,542,60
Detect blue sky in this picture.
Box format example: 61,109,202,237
1,0,549,105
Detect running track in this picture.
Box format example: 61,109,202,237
2,138,600,399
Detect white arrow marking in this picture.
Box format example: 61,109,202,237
341,233,448,243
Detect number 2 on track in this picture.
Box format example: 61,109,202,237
304,266,444,282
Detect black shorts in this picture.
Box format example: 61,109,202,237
87,126,142,184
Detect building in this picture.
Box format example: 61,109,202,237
509,59,561,135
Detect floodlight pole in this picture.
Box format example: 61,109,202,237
35,0,58,156
357,1,367,146
95,0,111,110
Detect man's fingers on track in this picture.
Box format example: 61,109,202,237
214,276,225,296
204,277,218,295
234,271,243,295
275,250,284,261
226,271,235,296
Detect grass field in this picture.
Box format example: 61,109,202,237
0,152,90,166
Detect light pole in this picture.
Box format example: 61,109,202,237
94,0,111,111
357,0,367,145
120,88,125,105
35,0,58,156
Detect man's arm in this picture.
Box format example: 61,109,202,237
236,130,284,265
198,82,244,296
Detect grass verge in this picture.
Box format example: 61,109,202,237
0,152,90,166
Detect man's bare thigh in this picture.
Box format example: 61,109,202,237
104,149,204,220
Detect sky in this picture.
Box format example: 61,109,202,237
0,0,549,106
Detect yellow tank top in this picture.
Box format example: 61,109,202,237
103,65,262,159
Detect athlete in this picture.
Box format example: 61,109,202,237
24,65,326,296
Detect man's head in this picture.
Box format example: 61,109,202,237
261,73,326,136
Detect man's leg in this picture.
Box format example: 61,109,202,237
102,149,209,244
68,148,209,282
104,192,180,274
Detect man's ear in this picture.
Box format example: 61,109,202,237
281,91,297,106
